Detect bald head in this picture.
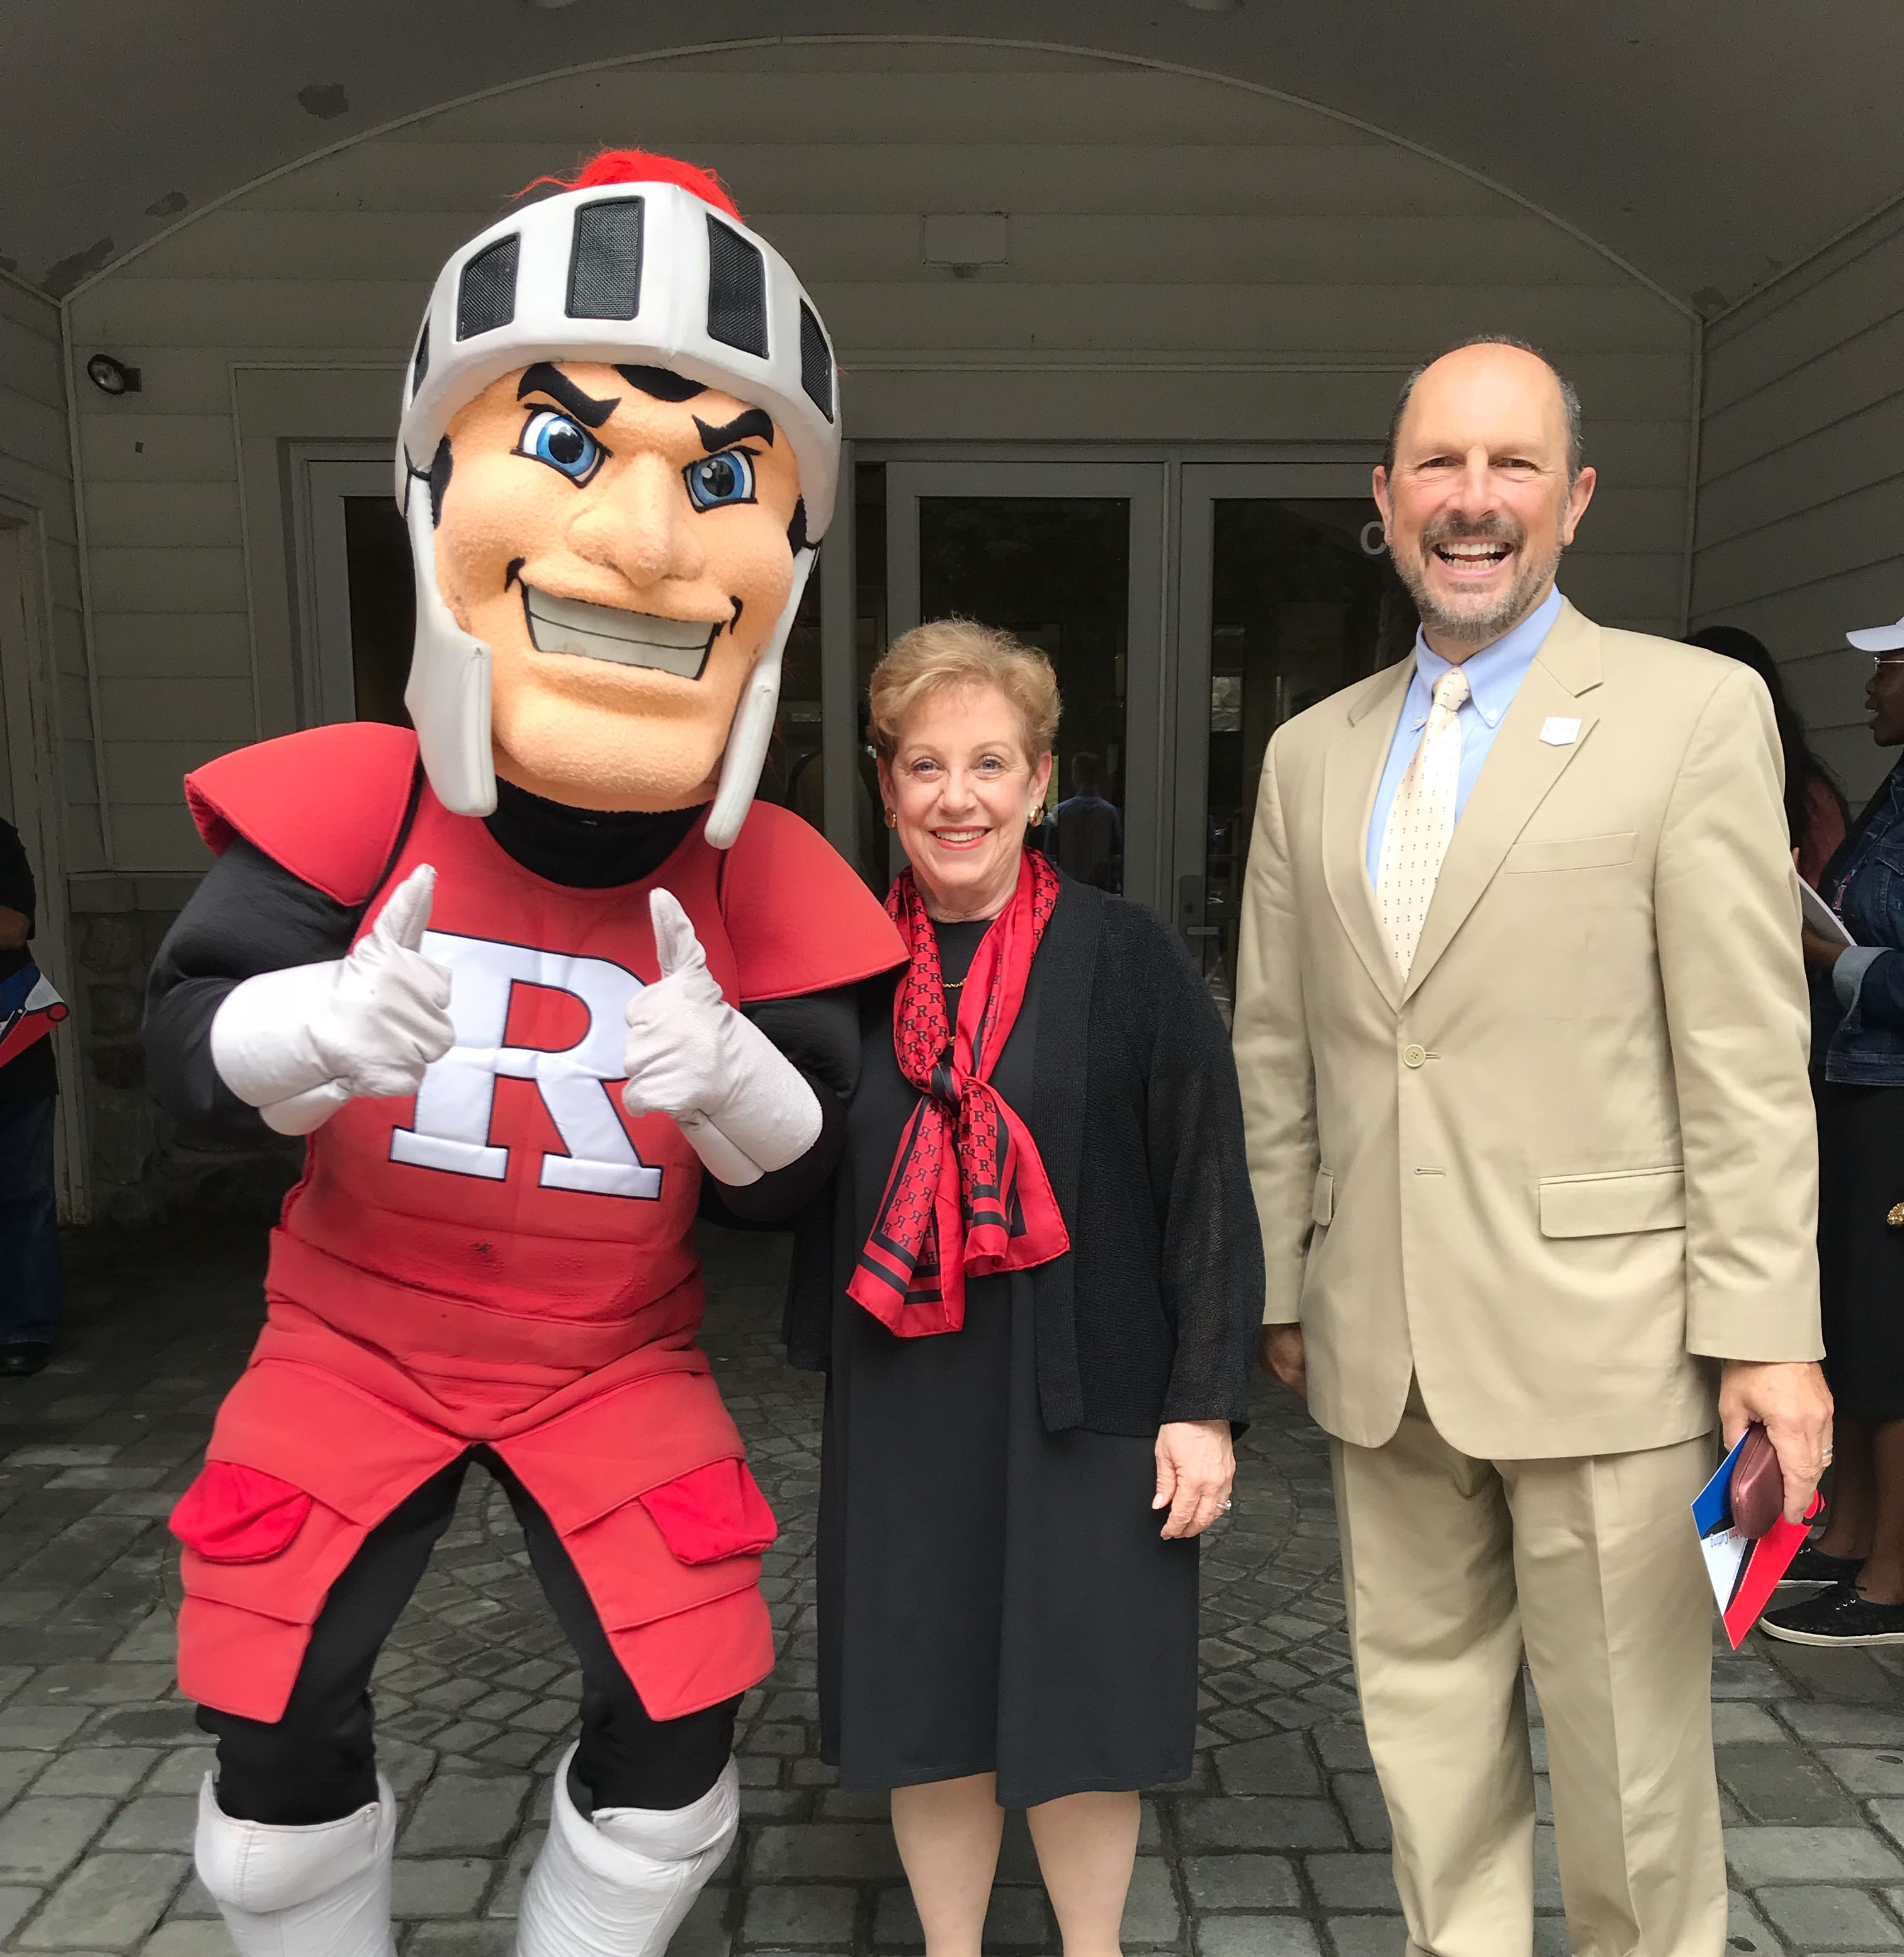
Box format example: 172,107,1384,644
1371,336,1597,656
1385,338,1584,483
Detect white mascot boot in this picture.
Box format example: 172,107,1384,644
195,1772,397,1957
515,1745,739,1957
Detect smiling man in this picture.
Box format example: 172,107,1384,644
140,153,902,1957
1233,338,1831,1957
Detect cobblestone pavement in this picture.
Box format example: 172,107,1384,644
4,1218,1904,1956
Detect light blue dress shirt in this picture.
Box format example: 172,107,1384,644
1364,586,1565,887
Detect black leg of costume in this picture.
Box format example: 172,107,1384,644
198,1450,739,1825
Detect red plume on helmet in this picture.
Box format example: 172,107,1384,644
521,148,743,221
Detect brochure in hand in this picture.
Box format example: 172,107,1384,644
0,962,67,1069
1692,1430,1821,1648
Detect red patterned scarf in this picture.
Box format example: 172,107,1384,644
849,851,1070,1337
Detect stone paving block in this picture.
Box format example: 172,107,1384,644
1711,1704,1785,1746
400,1775,530,1856
0,1799,117,1881
1727,1889,1778,1956
139,1923,236,1955
1725,1826,1904,1884
1325,1918,1405,1957
1196,1915,1323,1957
1176,1798,1349,1852
0,1885,41,1941
481,1827,543,1920
1312,1722,1374,1773
1184,1853,1302,1910
1121,1855,1182,1944
16,1849,186,1948
32,1746,162,1800
1332,1771,1393,1851
751,1824,905,1882
871,1883,1048,1951
1756,1884,1904,1949
1534,1826,1560,1912
1830,1752,1904,1797
139,1751,216,1798
1211,1732,1320,1797
1784,1706,1904,1748
743,1883,858,1946
668,1885,732,1957
99,1796,196,1854
81,1706,204,1749
393,1857,495,1919
1717,1742,1861,1824
1303,1851,1401,1912
402,1926,519,1956
1762,1645,1900,1706
0,1749,44,1803
0,1706,89,1751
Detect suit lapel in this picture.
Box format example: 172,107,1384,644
1403,601,1603,1001
1322,661,1412,1011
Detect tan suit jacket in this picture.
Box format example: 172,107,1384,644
1233,599,1822,1460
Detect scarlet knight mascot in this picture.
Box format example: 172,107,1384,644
142,152,900,1957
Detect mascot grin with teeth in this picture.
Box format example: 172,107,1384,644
142,152,901,1957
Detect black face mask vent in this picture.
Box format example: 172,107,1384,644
456,235,519,340
798,303,834,424
705,217,769,359
567,197,644,320
411,322,430,395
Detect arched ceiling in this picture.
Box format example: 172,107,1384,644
9,1,1900,314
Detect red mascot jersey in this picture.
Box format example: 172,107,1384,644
168,724,900,1723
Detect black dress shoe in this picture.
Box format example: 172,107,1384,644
1760,1583,1904,1647
1778,1543,1864,1589
0,1342,52,1378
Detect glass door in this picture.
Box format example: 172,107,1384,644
885,462,1167,910
1173,465,1420,1017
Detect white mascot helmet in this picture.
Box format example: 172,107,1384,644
394,161,839,848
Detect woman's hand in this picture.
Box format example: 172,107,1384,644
1801,924,1846,970
1153,1419,1235,1539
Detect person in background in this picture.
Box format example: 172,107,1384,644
1764,616,1904,1647
788,620,1262,1957
0,813,60,1377
1050,749,1123,890
1685,623,1849,884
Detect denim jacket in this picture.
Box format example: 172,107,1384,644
1820,759,1904,1084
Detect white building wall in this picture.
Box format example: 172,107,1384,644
63,42,1697,875
1691,206,1904,803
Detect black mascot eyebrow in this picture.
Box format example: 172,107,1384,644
516,362,618,428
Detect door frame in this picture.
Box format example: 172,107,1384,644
288,444,394,727
1170,462,1381,934
882,459,1170,910
0,495,88,1223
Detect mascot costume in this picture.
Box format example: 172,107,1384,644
142,151,900,1957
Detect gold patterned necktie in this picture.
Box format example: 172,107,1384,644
1376,667,1471,980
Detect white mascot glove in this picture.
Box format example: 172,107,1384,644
622,888,822,1188
208,865,455,1137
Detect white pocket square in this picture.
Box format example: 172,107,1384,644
1540,717,1582,747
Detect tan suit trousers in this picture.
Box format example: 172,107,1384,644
1332,1383,1723,1957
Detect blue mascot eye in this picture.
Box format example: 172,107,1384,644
684,449,756,511
516,408,603,484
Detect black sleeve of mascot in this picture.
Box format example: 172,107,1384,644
144,838,361,1145
697,986,859,1228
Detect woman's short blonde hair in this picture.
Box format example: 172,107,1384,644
866,618,1061,764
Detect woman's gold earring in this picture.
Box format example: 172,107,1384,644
1029,803,1045,827
884,808,898,829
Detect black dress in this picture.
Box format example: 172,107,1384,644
816,918,1199,1808
1815,1081,1904,1420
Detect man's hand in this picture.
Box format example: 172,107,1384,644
1800,925,1845,970
1153,1419,1235,1539
1719,1359,1834,1524
1260,1324,1307,1401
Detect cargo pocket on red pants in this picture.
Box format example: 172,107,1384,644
636,1458,778,1566
169,1461,314,1563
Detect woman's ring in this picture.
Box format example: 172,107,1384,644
1218,1499,1233,1512
1823,1448,1835,1465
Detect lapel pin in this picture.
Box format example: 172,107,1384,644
1539,717,1582,747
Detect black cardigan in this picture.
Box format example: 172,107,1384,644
785,876,1265,1438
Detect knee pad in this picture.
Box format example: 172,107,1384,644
516,1742,738,1957
195,1771,397,1957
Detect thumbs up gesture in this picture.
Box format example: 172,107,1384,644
621,889,822,1185
210,865,455,1135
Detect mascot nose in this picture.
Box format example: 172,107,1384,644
569,453,705,589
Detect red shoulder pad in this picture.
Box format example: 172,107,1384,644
184,725,421,907
720,803,902,1002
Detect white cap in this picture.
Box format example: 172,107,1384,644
394,174,839,845
1847,615,1904,654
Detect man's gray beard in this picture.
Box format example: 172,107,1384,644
1392,539,1563,647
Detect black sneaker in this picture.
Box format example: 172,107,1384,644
1760,1583,1904,1647
1778,1543,1864,1589
0,1342,51,1379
